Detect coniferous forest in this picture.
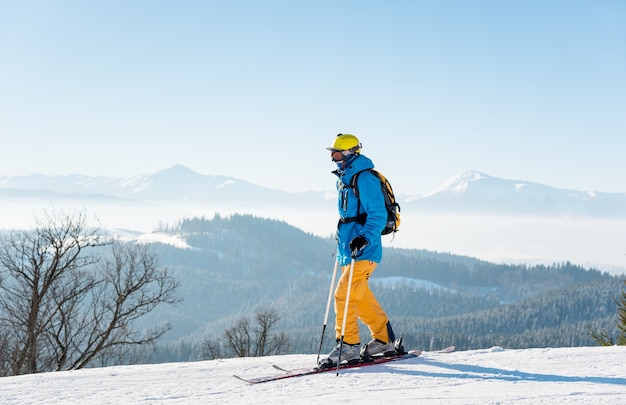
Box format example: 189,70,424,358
137,214,624,364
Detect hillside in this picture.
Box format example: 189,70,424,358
1,212,622,369
121,215,623,363
2,346,625,404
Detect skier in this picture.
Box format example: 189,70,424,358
321,133,397,366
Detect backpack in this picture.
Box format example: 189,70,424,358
341,169,401,236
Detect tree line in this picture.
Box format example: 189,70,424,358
153,275,624,362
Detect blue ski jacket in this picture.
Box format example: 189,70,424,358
333,154,386,266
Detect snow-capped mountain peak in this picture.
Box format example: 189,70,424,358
409,169,626,217
423,169,488,197
1,166,625,217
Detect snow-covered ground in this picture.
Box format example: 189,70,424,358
1,346,625,404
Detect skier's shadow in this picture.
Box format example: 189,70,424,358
387,358,626,386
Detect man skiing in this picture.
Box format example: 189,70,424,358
321,133,397,366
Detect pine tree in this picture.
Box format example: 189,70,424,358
590,280,626,346
615,280,626,345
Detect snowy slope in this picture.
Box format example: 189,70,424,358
1,346,624,404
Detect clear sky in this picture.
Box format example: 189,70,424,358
1,0,624,195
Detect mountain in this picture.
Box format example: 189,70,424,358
1,165,625,217
129,215,619,356
406,170,626,217
0,164,320,209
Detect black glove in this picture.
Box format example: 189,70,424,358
349,235,369,256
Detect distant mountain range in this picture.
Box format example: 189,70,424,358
409,170,626,217
1,165,625,217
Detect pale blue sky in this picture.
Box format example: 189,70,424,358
1,0,624,194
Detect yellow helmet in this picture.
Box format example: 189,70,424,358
326,133,361,152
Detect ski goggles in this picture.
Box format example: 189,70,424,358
330,149,348,162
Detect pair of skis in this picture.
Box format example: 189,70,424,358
233,346,455,384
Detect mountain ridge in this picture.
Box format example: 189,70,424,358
1,165,625,217
407,169,626,217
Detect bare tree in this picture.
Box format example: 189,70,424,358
200,338,222,360
253,308,288,357
0,210,105,375
0,210,179,376
219,308,289,358
63,242,180,370
223,317,252,357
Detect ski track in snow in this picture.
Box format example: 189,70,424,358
1,346,625,404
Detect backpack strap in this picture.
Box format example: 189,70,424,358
337,170,368,228
337,213,367,226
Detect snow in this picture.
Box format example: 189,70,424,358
422,170,485,198
108,229,192,250
1,346,624,404
135,232,192,249
216,179,235,189
370,276,453,292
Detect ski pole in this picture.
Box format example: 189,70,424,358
317,258,339,365
336,251,357,376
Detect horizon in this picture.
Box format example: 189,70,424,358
2,163,625,196
1,162,626,275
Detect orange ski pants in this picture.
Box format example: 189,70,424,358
334,260,389,345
